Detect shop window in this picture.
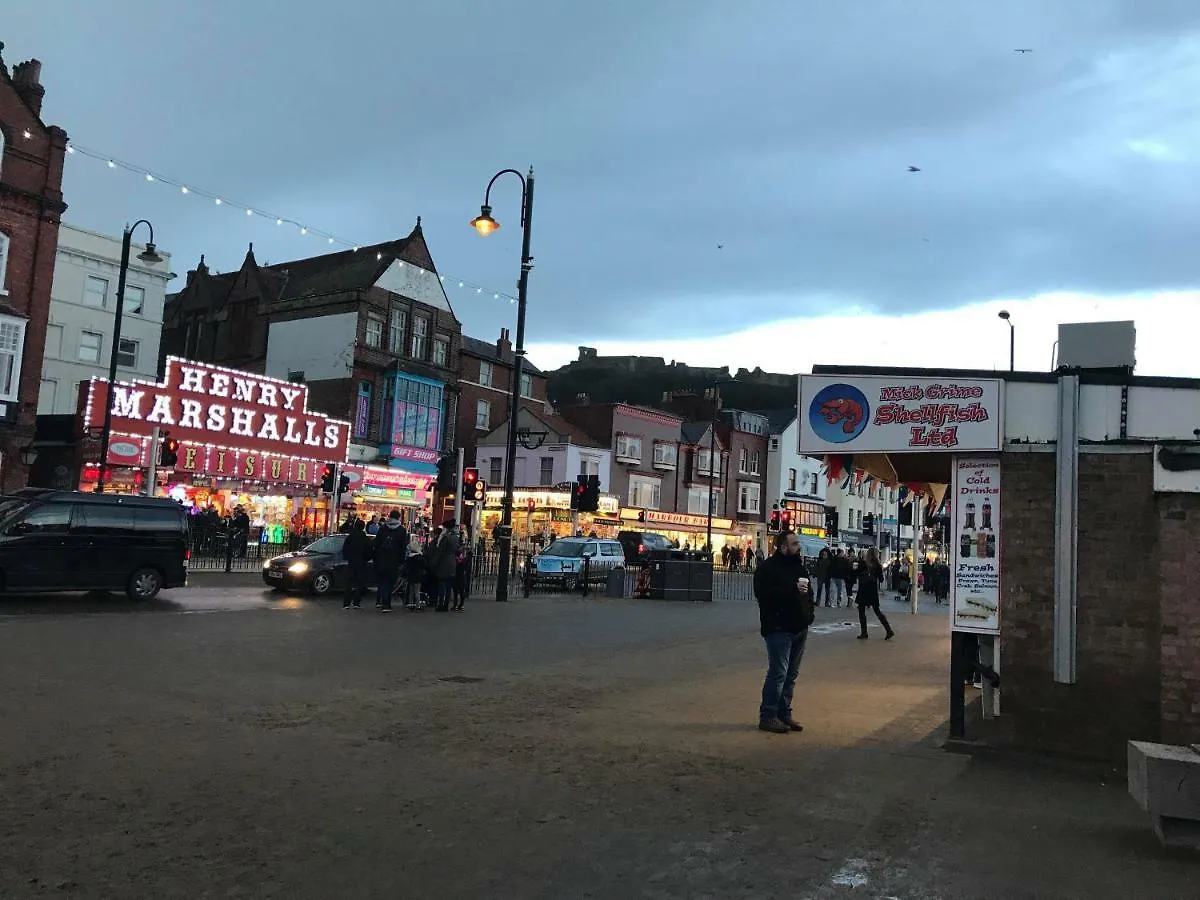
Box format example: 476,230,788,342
124,285,145,316
365,314,384,348
539,457,554,486
355,382,372,438
83,275,108,308
0,316,26,403
389,307,407,354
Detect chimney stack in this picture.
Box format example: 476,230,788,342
12,58,45,117
497,327,512,361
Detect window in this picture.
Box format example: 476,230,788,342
38,378,57,414
479,361,493,387
411,317,428,358
750,450,761,475
488,457,502,484
133,508,185,532
811,474,820,495
83,275,108,308
365,314,384,348
388,307,407,354
78,330,102,364
652,442,677,469
354,381,372,439
0,317,25,403
739,448,748,473
686,486,722,516
45,323,63,359
75,504,135,532
433,335,449,367
475,399,490,430
14,503,72,534
520,372,533,398
697,448,718,476
124,285,145,316
116,338,138,368
0,231,9,294
739,482,761,514
579,457,600,478
615,434,642,462
539,457,554,486
387,374,445,451
288,370,306,383
788,468,797,491
628,474,661,510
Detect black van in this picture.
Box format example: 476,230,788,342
0,489,189,600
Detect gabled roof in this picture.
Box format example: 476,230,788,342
680,422,710,445
460,334,543,375
756,406,798,435
480,407,604,449
266,224,430,303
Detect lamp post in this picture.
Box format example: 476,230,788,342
998,310,1014,372
96,220,163,494
704,378,735,557
470,168,535,602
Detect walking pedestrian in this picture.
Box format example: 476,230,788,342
403,532,425,609
341,518,370,609
814,548,833,607
752,530,816,734
433,519,459,611
371,509,407,612
453,524,472,611
855,547,895,640
829,550,849,607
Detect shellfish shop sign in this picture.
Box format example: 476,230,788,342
798,375,1003,454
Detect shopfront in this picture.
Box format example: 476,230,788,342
79,357,351,541
339,464,434,527
619,508,743,552
479,487,621,546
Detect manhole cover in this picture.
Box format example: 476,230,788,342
439,675,485,684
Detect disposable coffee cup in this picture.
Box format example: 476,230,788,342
797,577,810,592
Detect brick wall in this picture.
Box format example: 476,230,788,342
1001,450,1195,761
1157,493,1200,746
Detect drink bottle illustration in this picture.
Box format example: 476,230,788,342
985,533,996,558
960,532,972,559
976,531,987,557
981,500,992,530
964,502,976,530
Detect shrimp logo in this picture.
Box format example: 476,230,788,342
808,383,870,444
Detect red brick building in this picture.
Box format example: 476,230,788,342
0,48,68,490
455,328,547,472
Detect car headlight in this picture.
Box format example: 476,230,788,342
288,561,309,575
263,560,273,570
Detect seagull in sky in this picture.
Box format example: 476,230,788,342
907,165,921,172
1014,48,1033,53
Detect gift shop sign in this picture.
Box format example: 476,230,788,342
798,375,1003,453
950,456,1002,635
83,357,351,464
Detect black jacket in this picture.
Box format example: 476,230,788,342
342,528,371,567
371,522,408,576
855,563,884,606
753,553,815,636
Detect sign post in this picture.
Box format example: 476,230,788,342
145,426,161,498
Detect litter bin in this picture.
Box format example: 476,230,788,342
645,550,713,601
605,568,625,598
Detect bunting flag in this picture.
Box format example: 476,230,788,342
825,454,852,485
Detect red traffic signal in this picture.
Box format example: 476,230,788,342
526,498,536,512
321,463,336,492
463,467,479,487
159,434,180,467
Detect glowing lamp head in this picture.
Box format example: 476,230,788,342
470,205,499,236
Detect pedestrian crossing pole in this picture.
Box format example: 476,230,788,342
145,426,161,498
453,447,465,525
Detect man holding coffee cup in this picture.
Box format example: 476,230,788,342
752,530,816,734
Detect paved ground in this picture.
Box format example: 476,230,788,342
0,584,1193,899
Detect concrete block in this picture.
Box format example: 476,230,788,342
1128,741,1200,849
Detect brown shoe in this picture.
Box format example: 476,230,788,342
758,718,791,734
779,716,804,733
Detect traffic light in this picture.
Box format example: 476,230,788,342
472,479,487,503
768,510,781,532
780,509,792,532
158,433,179,467
579,474,600,513
338,473,350,494
462,467,479,495
825,508,839,538
321,463,336,493
570,476,586,511
863,512,875,535
436,454,456,493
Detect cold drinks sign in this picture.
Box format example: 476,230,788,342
82,358,351,482
951,457,1002,635
798,375,1003,454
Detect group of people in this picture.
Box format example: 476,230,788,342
339,510,472,613
753,535,894,734
720,542,763,572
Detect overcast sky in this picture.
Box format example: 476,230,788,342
8,1,1199,374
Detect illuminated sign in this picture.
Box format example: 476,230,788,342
83,358,350,463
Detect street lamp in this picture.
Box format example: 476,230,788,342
998,310,1014,372
19,445,38,467
470,168,535,602
96,220,162,494
704,378,736,557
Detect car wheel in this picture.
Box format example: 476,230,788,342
127,567,163,601
311,572,334,595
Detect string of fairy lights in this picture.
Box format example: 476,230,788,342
59,140,517,303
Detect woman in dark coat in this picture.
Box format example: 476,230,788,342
855,547,895,640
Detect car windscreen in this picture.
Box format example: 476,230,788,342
304,535,345,555
543,540,585,558
0,498,29,528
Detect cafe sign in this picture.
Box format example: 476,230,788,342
799,374,1003,454
82,357,351,464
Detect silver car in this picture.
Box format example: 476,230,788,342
528,538,625,591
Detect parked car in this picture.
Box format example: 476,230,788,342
0,489,189,601
262,534,372,595
527,537,625,591
616,530,677,564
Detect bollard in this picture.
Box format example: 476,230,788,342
581,557,590,597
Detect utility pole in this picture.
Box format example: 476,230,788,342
145,427,161,497
453,447,465,525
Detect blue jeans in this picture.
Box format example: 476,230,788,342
760,630,809,722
